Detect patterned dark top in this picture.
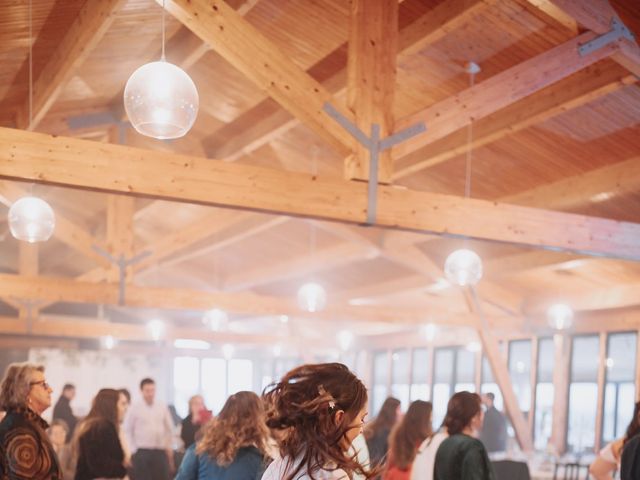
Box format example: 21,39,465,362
0,406,62,480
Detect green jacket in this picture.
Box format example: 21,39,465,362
433,434,495,480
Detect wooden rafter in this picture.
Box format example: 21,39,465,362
346,0,398,181
2,128,640,260
392,30,625,162
16,0,126,130
159,0,354,157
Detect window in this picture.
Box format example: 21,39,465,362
534,338,554,450
228,359,253,394
508,340,532,418
567,335,600,453
173,357,200,418
481,355,504,411
602,332,637,445
455,348,476,392
410,348,430,402
372,351,389,416
201,358,227,414
391,349,410,409
433,348,455,427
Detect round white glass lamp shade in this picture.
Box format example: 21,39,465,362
8,197,55,243
203,308,228,331
297,282,327,313
547,303,574,330
124,61,199,139
444,249,483,286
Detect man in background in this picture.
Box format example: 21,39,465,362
53,383,78,442
124,378,175,480
479,392,507,453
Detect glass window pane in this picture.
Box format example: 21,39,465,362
508,340,532,414
455,349,475,392
372,351,389,415
432,384,450,429
391,350,410,409
434,349,454,383
481,356,504,411
411,348,430,401
228,359,253,394
173,356,200,418
534,338,554,451
602,332,637,444
202,358,227,415
567,336,600,453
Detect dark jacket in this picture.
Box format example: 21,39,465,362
75,418,127,480
479,407,507,453
175,444,265,480
434,433,495,480
53,395,77,442
366,427,392,467
621,434,640,480
0,406,63,480
181,414,199,450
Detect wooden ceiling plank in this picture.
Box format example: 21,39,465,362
523,0,579,34
160,0,354,157
524,282,640,314
394,63,637,179
0,180,110,268
203,0,496,161
2,128,640,259
16,0,126,130
345,0,398,181
549,0,640,76
393,30,622,161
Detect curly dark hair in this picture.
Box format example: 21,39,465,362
388,400,432,470
196,391,269,466
263,363,374,480
443,391,481,436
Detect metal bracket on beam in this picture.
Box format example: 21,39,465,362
323,102,426,224
578,17,636,57
91,246,152,305
10,298,45,334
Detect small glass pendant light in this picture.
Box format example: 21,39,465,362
444,248,483,286
9,197,55,243
297,282,327,313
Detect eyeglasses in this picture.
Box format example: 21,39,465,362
29,380,50,390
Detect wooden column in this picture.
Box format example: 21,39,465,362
594,332,608,452
529,336,539,439
346,0,398,182
18,242,39,320
427,345,435,401
550,333,571,454
474,347,483,393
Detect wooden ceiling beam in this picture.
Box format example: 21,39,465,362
393,30,623,161
202,0,496,161
15,0,126,130
549,0,640,76
2,128,640,259
106,195,135,281
394,63,636,179
160,0,354,157
0,180,111,268
345,0,398,181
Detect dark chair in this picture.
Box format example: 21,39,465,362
492,460,531,480
553,462,590,480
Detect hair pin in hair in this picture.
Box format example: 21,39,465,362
318,384,336,410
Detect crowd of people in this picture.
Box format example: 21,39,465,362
0,360,638,479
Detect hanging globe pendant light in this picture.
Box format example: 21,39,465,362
297,282,327,313
8,197,55,243
444,248,483,286
124,60,199,139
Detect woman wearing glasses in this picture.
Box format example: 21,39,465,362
0,362,62,479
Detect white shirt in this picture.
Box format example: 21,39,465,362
262,456,348,480
350,434,370,480
123,399,174,452
411,431,448,480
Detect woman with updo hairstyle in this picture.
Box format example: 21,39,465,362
433,392,494,480
74,388,128,480
384,400,432,480
0,362,62,479
175,390,269,480
262,363,374,480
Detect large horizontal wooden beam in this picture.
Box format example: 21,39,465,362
392,30,622,161
16,0,126,130
160,0,354,157
2,128,640,259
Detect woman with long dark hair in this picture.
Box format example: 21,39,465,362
433,392,494,480
384,400,432,480
364,397,401,468
262,362,374,480
74,388,128,480
590,401,640,480
175,391,269,480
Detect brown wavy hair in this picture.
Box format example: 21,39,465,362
0,363,45,410
624,401,640,446
364,396,400,441
443,391,481,436
263,363,374,480
388,400,432,469
196,391,269,466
